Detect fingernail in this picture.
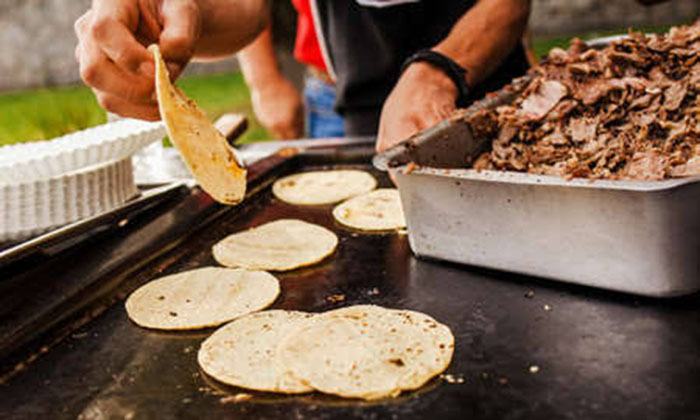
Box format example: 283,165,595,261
166,62,181,79
139,61,155,76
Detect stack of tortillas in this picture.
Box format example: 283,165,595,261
198,305,454,400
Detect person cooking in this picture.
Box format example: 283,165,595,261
74,0,530,154
237,0,345,140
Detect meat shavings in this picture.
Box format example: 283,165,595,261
519,80,568,120
466,21,700,181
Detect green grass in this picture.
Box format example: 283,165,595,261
531,24,677,61
0,71,268,147
0,86,105,145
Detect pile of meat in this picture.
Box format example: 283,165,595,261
469,21,700,180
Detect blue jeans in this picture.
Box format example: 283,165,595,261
303,75,345,138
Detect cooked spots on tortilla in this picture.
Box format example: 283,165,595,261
212,219,338,271
198,310,315,393
272,170,376,206
125,267,279,330
332,189,406,231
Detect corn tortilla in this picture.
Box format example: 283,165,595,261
277,305,454,400
212,219,338,271
332,189,406,231
151,44,246,205
198,310,314,393
125,267,279,330
272,170,376,206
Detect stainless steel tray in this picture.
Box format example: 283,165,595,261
374,70,700,298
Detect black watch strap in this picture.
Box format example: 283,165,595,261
400,49,471,108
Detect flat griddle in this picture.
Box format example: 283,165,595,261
2,141,699,420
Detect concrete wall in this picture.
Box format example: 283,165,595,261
531,0,700,35
0,0,90,90
0,0,698,92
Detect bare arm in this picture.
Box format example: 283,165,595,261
237,25,304,139
377,0,530,152
433,0,530,87
195,0,269,59
75,0,268,120
238,24,281,87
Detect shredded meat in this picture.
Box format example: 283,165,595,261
466,21,700,180
519,80,568,120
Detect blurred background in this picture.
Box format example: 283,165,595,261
0,0,697,146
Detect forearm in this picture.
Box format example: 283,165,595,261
377,0,529,152
433,0,530,86
237,24,284,90
235,17,303,139
194,0,269,59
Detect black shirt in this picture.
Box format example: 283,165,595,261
312,0,529,135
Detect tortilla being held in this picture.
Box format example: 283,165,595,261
150,44,246,205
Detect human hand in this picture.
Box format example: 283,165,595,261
250,77,304,139
376,62,458,153
74,0,201,120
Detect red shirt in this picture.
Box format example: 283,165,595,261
291,0,327,72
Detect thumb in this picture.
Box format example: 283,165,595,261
159,0,201,77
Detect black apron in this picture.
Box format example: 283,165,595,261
312,0,530,135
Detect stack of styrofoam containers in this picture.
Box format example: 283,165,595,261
0,119,166,241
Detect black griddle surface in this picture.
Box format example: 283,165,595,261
2,164,700,420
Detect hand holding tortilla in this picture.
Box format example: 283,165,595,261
74,0,267,120
73,1,202,121
151,44,247,205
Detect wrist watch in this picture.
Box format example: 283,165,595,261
400,49,471,108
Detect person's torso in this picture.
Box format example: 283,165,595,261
311,0,529,135
291,0,327,72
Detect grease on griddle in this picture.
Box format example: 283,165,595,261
326,294,346,303
440,373,465,384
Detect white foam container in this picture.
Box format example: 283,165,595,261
0,119,163,241
0,119,164,184
0,157,139,242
